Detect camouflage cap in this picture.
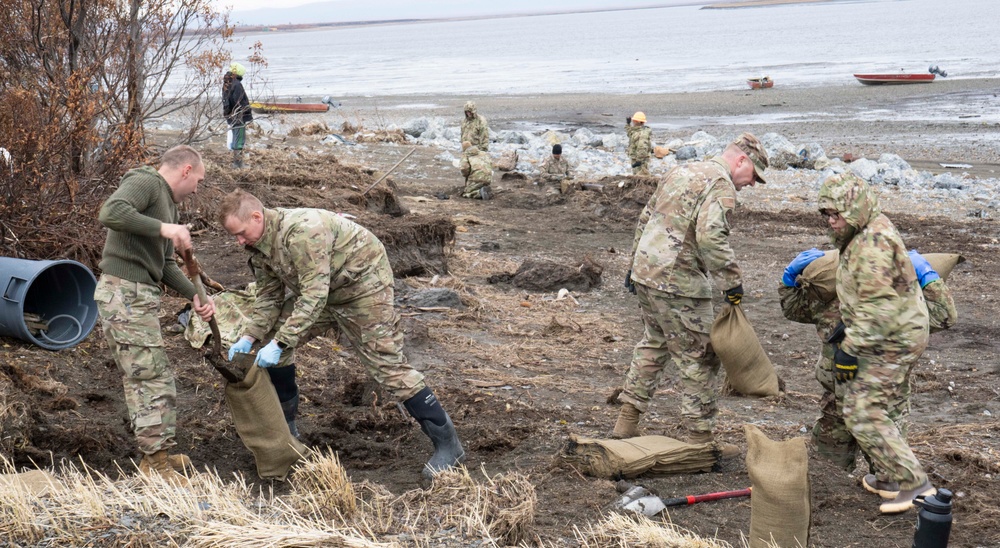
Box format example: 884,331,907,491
733,133,769,184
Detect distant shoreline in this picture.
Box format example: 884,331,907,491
702,0,836,8
231,3,705,34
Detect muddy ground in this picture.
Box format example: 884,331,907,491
2,129,999,547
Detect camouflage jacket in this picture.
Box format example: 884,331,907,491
779,276,956,342
626,124,652,163
540,156,572,182
244,208,393,348
630,157,742,298
461,102,490,151
460,147,493,184
818,174,929,357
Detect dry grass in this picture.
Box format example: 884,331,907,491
0,451,573,547
574,512,734,548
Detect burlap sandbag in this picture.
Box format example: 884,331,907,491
799,249,839,303
225,365,308,480
745,425,810,548
0,469,59,496
560,435,717,478
798,250,964,304
924,253,965,280
711,305,781,397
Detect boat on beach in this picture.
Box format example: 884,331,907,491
250,102,330,113
747,76,773,89
853,73,935,85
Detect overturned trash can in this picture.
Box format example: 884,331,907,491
0,258,98,350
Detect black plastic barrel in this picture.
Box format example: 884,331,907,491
0,258,98,350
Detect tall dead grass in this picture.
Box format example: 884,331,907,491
1,451,550,547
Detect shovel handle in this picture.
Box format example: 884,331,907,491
660,487,751,507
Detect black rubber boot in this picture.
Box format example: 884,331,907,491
267,365,299,438
402,387,465,479
280,392,300,438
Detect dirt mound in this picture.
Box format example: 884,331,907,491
488,256,603,292
359,214,456,276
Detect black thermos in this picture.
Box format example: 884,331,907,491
913,488,953,548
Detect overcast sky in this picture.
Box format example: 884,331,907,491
218,1,704,25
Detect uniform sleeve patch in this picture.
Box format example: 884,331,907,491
719,197,736,210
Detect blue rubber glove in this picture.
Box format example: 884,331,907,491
782,248,826,287
228,337,252,361
908,250,940,288
254,340,283,368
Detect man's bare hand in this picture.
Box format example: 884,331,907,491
192,293,216,321
160,223,192,252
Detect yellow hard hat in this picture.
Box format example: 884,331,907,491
229,62,247,77
632,112,646,123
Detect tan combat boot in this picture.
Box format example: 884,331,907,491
612,403,643,439
687,430,741,460
139,450,191,486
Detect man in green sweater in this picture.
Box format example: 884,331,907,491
94,145,216,483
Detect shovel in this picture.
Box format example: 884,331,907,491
181,248,247,383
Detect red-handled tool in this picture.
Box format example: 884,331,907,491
660,487,752,507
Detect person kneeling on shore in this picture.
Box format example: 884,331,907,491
460,140,494,200
219,189,466,480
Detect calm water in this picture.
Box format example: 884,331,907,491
215,0,994,97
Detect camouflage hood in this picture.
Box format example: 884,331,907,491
817,173,881,250
464,101,478,115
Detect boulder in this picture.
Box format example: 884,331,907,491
573,127,604,148
792,143,826,169
878,153,911,172
760,133,798,169
674,146,698,161
494,150,518,172
849,158,880,182
403,288,464,309
401,117,430,138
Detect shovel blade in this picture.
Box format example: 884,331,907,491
210,351,254,383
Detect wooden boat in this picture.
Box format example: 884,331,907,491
747,77,773,90
853,73,935,85
250,102,330,114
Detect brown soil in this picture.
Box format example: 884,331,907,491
2,142,998,547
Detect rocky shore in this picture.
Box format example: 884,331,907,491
194,77,999,220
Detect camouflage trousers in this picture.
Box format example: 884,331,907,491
266,285,425,401
462,178,491,199
842,347,927,489
630,158,650,176
94,275,176,455
812,343,911,472
620,285,720,434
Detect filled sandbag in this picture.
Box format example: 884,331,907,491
653,146,671,159
924,253,964,280
797,251,964,304
745,425,810,548
0,469,59,496
225,365,309,480
798,249,839,303
711,304,781,397
560,435,718,478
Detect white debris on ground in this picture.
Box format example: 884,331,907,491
243,113,999,218
387,116,1000,217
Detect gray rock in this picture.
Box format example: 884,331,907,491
878,153,911,172
674,146,698,161
572,127,604,148
497,130,528,144
932,173,966,190
601,133,628,151
760,133,798,169
401,117,429,137
849,158,880,181
793,143,826,169
404,288,464,309
874,166,902,186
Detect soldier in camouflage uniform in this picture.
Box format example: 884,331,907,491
460,101,489,152
539,144,573,194
779,247,956,480
625,111,653,176
219,189,464,479
612,133,769,457
94,145,216,483
460,141,494,200
817,172,935,514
